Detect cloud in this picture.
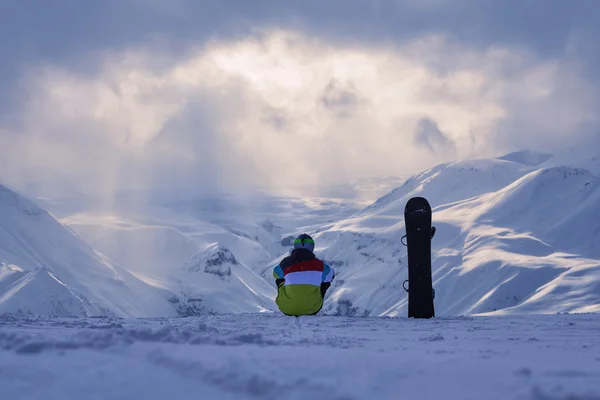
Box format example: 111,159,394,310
2,1,599,108
415,118,458,158
0,29,596,199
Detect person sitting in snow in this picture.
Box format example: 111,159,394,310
272,233,335,316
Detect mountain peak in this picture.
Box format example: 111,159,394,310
0,184,45,217
496,150,554,166
0,185,179,317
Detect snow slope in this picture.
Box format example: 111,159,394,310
175,243,275,314
1,313,600,400
477,166,600,257
0,184,177,317
541,133,600,177
428,166,600,316
0,264,100,317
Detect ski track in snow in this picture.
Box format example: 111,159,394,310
1,313,600,400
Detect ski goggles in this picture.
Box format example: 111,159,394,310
294,238,315,245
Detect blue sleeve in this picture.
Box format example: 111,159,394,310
322,263,335,283
273,264,284,279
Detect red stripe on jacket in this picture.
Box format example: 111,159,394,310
284,259,324,275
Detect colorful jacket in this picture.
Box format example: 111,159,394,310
272,248,335,316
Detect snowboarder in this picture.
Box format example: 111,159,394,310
272,233,335,316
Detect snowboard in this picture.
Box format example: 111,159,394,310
402,196,435,319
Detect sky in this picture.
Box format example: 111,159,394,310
0,0,599,200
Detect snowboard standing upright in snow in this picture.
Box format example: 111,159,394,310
403,197,436,319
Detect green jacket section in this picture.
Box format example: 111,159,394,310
276,284,324,316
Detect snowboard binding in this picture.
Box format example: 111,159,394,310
402,280,435,299
401,226,436,246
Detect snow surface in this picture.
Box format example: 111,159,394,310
1,313,600,400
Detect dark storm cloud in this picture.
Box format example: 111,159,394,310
2,1,599,73
1,0,598,113
415,118,458,157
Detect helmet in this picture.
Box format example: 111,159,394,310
293,233,315,252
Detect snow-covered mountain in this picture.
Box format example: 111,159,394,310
541,134,600,176
59,195,360,315
497,149,554,166
175,243,274,314
360,157,532,217
6,134,600,318
313,144,600,317
0,187,285,316
0,184,180,317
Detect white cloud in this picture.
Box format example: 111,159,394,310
1,30,595,199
